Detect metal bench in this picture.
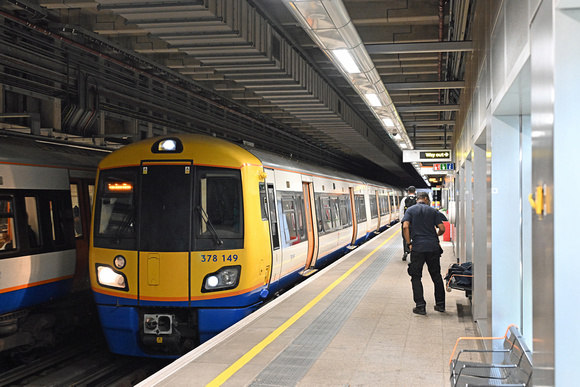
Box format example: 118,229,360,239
449,325,532,387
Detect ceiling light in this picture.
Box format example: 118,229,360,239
332,49,360,74
365,93,382,107
382,118,395,127
282,0,413,151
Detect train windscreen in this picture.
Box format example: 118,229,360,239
93,165,243,251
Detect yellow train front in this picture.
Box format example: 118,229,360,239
90,135,271,357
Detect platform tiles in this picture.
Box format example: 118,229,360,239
138,225,477,387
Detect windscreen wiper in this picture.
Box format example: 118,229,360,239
196,205,223,246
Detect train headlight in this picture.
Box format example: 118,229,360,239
202,265,241,292
96,265,129,291
114,255,126,269
152,137,183,153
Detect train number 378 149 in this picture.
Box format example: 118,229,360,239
200,254,239,263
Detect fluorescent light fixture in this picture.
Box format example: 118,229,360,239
382,117,395,127
332,49,360,74
282,0,413,151
365,93,382,107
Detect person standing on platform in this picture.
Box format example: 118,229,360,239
402,191,447,315
398,186,417,261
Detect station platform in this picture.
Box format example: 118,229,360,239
138,225,477,386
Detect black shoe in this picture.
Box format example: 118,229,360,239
434,305,445,313
402,252,408,261
413,305,426,315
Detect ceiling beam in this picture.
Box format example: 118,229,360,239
397,104,460,112
386,81,465,90
366,41,473,54
404,120,455,126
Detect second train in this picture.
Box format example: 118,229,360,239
89,134,403,357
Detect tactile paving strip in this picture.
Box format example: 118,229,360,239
250,245,396,386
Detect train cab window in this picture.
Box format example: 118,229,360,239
94,168,138,250
0,197,16,251
25,197,41,248
194,167,243,251
354,194,366,223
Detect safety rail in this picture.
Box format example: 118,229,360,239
449,325,532,387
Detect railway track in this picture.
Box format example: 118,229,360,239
0,336,170,386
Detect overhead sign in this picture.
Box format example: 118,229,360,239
403,149,452,162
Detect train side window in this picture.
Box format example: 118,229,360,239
331,196,340,229
70,184,83,238
48,199,67,246
259,183,268,221
281,198,299,246
339,195,352,228
314,194,324,234
355,194,366,223
267,185,280,250
379,196,388,216
24,197,41,248
320,196,333,232
294,194,306,241
370,193,378,219
0,196,17,251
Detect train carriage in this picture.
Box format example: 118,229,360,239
0,134,106,353
89,134,402,357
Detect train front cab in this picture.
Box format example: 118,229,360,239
90,137,273,357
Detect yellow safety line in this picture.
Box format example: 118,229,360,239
207,231,398,387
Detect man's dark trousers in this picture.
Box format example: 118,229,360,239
407,250,445,307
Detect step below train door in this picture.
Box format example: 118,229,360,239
138,161,192,306
263,169,282,285
300,179,319,277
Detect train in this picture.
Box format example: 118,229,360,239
89,134,404,358
0,132,107,356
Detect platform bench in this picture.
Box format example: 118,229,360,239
449,325,532,387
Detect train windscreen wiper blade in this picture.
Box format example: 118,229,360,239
196,205,223,246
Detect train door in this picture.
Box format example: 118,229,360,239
263,169,281,283
300,181,319,276
69,177,95,291
138,161,192,304
349,187,358,247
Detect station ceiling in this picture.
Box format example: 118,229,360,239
0,0,473,187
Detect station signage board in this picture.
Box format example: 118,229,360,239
403,149,452,162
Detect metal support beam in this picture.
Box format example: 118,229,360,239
386,81,465,90
397,104,460,112
366,41,473,54
403,120,455,126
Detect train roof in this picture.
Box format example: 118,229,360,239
0,132,109,170
97,134,262,170
97,134,402,192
